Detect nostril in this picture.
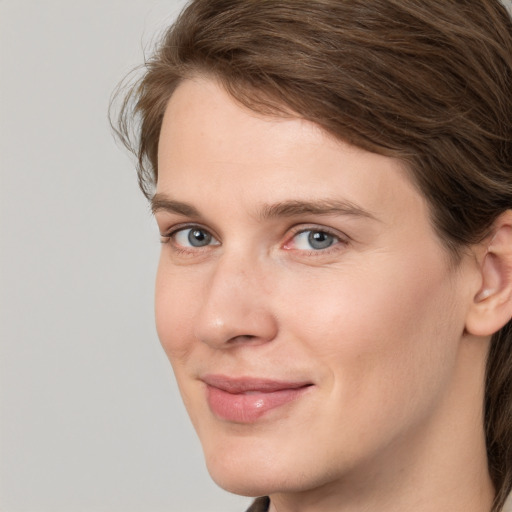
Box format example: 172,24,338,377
227,334,260,345
194,295,279,347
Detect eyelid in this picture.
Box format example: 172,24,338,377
158,221,349,257
283,224,350,252
286,224,349,241
160,221,213,237
160,223,220,247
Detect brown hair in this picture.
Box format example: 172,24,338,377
112,1,512,509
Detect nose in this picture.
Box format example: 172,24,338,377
193,254,278,348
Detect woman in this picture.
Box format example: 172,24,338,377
113,1,512,510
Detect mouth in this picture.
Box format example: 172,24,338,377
201,375,314,423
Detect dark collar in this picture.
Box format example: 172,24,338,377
245,496,270,512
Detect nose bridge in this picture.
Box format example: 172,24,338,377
194,249,277,347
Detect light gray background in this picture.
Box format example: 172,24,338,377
3,1,512,512
0,1,250,511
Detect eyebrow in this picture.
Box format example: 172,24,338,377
258,199,377,221
151,193,378,222
151,195,200,217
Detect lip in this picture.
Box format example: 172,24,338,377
202,375,313,423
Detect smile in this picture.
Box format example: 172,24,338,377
202,375,313,423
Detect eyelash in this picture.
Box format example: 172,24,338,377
159,223,217,255
160,224,348,257
284,225,348,256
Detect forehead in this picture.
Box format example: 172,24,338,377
157,78,433,235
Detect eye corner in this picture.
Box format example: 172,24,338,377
160,224,221,252
282,225,349,256
159,233,172,244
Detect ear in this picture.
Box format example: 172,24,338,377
465,210,512,337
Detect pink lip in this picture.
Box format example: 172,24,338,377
202,375,313,423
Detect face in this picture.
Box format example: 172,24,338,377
154,78,477,498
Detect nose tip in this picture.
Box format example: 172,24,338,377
193,262,278,349
197,308,277,348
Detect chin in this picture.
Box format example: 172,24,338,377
201,439,293,496
207,465,299,498
209,471,275,498
202,436,331,498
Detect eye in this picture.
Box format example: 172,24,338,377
287,229,340,251
164,226,220,248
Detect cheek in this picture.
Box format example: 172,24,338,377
281,254,464,418
154,261,199,364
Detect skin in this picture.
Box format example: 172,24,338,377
154,77,495,512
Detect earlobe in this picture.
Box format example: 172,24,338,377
465,211,512,337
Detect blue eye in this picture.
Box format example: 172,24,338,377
292,230,338,250
173,227,219,248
